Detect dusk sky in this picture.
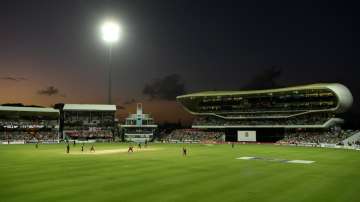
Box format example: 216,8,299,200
0,0,359,123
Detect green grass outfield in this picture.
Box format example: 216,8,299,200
0,143,359,202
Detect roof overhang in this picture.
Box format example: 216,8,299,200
177,83,353,114
63,104,116,111
0,106,59,118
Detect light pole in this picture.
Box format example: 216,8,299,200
101,20,121,104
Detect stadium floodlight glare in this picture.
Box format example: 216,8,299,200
101,21,121,43
100,20,121,104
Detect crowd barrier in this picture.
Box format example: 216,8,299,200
1,140,25,144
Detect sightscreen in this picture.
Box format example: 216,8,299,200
237,130,256,141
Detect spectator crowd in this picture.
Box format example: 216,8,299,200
193,113,332,126
0,131,58,143
64,130,113,139
278,130,359,145
162,129,225,143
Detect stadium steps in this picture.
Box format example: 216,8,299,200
342,131,360,145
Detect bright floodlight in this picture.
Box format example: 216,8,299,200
101,21,120,43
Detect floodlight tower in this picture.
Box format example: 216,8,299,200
101,20,121,104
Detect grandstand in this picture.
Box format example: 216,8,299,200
62,104,117,140
165,129,225,143
120,103,157,142
177,83,353,143
0,106,60,144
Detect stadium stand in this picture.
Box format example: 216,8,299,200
278,129,357,145
62,104,117,140
163,129,225,143
192,113,337,127
0,106,59,143
120,103,157,142
177,83,354,142
341,131,360,146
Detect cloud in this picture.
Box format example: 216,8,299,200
37,86,60,96
0,76,27,82
242,66,283,90
142,74,186,100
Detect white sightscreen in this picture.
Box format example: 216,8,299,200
237,131,256,142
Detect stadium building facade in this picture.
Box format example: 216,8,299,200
62,104,117,140
0,106,60,144
120,103,157,142
177,83,353,142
